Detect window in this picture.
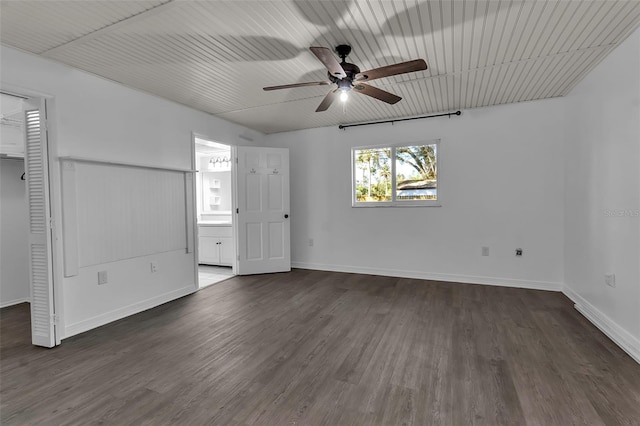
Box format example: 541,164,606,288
352,140,440,207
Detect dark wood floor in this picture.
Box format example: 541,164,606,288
1,269,639,425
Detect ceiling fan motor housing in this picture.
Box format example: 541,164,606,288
329,62,360,85
329,45,360,87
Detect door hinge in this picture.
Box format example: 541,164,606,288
49,218,54,229
51,314,59,325
235,157,238,164
236,208,239,214
42,119,48,131
237,255,240,260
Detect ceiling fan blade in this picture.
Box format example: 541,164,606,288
355,59,427,82
263,81,331,91
310,47,347,79
316,89,337,112
353,83,402,104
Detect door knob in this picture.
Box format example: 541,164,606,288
284,214,289,219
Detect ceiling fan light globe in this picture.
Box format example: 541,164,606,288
340,91,349,102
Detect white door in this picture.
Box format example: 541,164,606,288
236,147,290,275
24,98,56,347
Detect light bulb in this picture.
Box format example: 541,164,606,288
340,91,349,102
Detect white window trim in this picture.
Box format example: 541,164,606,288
351,139,442,208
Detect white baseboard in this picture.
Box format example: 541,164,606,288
0,297,30,309
64,285,195,339
563,285,640,364
291,262,563,292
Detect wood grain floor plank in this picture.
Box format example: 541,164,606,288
2,270,639,425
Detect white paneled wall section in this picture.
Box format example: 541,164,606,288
61,160,189,272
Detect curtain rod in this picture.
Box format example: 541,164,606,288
338,110,461,130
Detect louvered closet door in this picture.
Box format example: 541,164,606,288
24,99,56,347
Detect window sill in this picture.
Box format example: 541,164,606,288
352,203,442,208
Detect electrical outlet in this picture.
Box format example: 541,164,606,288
515,248,523,256
98,270,108,285
482,246,489,256
605,273,616,288
308,238,314,247
150,261,158,273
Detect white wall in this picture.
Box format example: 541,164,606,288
564,29,640,362
264,99,566,290
0,158,30,307
1,46,263,338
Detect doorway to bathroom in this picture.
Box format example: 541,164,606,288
193,135,235,288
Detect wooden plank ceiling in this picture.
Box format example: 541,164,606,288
2,1,639,134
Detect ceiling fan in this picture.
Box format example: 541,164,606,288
263,45,428,112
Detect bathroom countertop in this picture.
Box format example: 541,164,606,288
198,220,232,226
